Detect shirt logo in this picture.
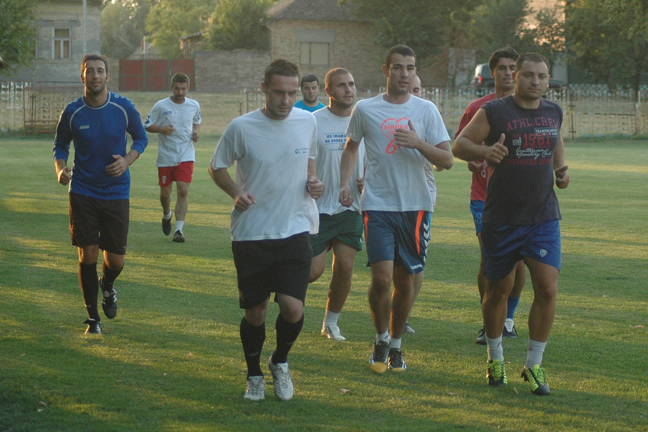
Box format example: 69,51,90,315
539,249,547,257
295,148,309,155
79,125,89,130
381,118,409,154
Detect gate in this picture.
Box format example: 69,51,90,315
119,57,195,91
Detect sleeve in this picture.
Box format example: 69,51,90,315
345,103,364,143
193,103,202,125
425,104,451,147
127,101,148,155
210,124,241,170
53,108,72,162
143,102,160,129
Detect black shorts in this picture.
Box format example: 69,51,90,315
69,192,129,255
232,232,312,309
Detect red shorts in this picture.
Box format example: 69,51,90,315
158,161,194,186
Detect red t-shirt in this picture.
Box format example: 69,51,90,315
454,93,497,201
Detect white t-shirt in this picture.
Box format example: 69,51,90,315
210,109,319,241
346,94,450,212
144,97,201,167
313,108,365,215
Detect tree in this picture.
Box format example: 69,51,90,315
102,1,150,58
206,0,275,51
566,0,647,95
343,0,480,65
0,0,37,73
145,0,216,55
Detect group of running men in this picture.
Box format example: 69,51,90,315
53,44,569,402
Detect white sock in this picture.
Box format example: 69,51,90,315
486,335,504,362
526,339,547,368
376,331,390,344
323,310,340,328
163,210,172,220
175,221,184,232
389,337,401,350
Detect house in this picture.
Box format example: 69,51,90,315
4,0,102,84
266,0,385,90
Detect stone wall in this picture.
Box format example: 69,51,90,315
194,49,271,93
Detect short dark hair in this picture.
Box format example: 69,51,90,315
325,68,351,88
264,59,300,87
385,45,416,69
81,54,108,74
516,53,551,73
488,47,520,72
301,74,319,87
171,72,190,86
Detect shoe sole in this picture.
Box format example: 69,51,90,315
173,237,185,243
321,330,346,341
370,362,388,374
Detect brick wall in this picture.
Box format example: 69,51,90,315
194,49,271,93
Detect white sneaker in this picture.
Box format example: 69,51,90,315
268,359,294,401
243,376,265,401
321,324,347,341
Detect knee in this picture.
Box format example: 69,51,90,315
280,302,303,323
245,308,268,327
534,284,557,303
177,185,189,200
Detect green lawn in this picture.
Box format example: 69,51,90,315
0,136,647,432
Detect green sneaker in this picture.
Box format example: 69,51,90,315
487,359,507,387
521,365,550,396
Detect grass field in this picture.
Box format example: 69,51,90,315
1,134,647,432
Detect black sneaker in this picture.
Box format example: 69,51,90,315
369,341,390,373
503,325,518,338
388,348,407,371
476,326,487,345
521,365,550,396
100,276,118,319
162,215,172,236
487,359,507,387
84,318,103,335
173,230,185,243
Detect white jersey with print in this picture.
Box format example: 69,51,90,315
346,94,450,212
210,109,319,241
313,108,365,215
144,97,201,167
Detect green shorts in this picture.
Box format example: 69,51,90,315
310,210,364,256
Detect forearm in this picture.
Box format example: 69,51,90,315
124,149,140,166
209,166,240,200
308,158,317,179
417,141,453,170
54,158,67,172
192,124,201,134
452,136,490,161
340,145,359,189
145,124,166,134
553,136,566,169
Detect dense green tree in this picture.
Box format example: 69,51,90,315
343,0,480,65
470,0,531,62
206,0,275,51
566,0,647,95
0,0,37,73
145,0,216,55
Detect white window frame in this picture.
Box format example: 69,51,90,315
53,28,71,60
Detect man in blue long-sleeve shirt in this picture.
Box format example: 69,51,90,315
53,54,148,335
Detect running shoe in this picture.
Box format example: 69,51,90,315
162,214,172,236
244,376,265,401
388,348,407,371
503,319,518,338
84,318,103,335
521,365,550,396
476,326,487,345
404,322,415,334
173,230,185,243
369,341,390,373
487,359,507,387
99,276,118,319
321,324,346,341
268,359,294,401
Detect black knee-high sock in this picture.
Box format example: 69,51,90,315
240,318,265,378
102,261,123,289
271,313,304,365
79,262,100,321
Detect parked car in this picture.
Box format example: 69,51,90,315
471,63,565,89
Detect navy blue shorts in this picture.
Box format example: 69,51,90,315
470,200,484,235
363,210,430,274
481,219,561,281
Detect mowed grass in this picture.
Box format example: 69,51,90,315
0,132,647,432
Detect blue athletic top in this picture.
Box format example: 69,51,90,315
294,100,325,112
481,95,562,225
53,92,148,200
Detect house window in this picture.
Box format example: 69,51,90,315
53,28,71,59
300,42,329,65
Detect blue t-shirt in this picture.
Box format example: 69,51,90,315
294,100,325,113
53,92,148,200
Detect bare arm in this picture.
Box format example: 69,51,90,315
307,158,324,199
208,165,256,212
145,124,175,136
339,138,360,207
393,121,453,170
106,149,140,177
453,109,507,164
192,123,200,142
553,134,570,189
54,158,72,186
